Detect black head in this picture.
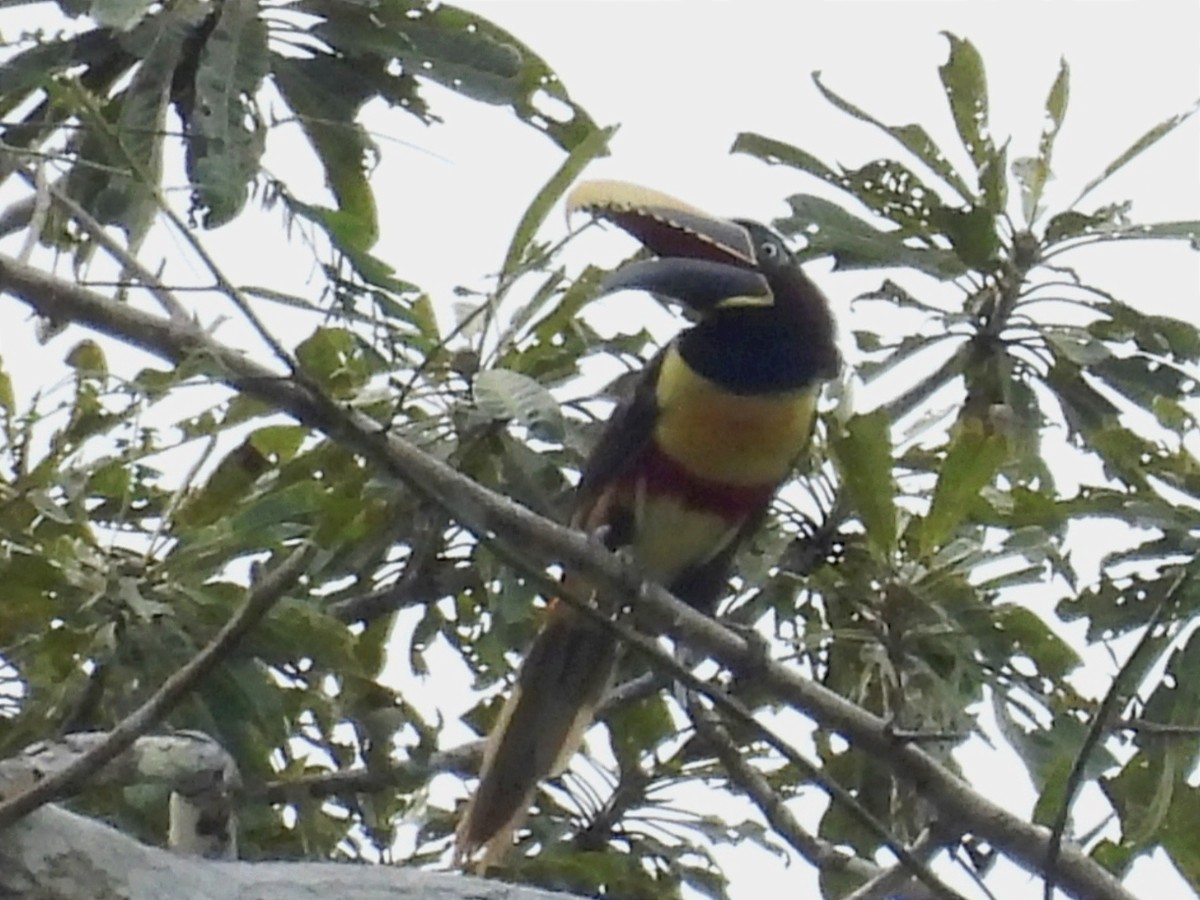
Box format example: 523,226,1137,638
567,180,841,387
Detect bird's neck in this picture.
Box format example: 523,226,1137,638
677,304,836,394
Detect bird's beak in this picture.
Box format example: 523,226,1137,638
566,180,774,310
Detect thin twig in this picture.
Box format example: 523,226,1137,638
1043,566,1190,900
843,828,947,900
70,87,296,367
689,702,886,886
0,254,1139,900
1118,719,1200,737
0,543,313,830
6,167,191,321
495,546,964,900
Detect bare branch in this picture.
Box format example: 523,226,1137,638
0,254,1138,900
688,704,887,887
843,830,954,900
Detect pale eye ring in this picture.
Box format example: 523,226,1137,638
759,241,780,259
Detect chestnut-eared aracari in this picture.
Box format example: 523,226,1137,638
455,180,840,869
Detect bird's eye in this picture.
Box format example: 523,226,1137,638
759,241,779,259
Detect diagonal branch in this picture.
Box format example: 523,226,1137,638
0,253,1137,900
493,543,957,899
1043,565,1191,900
0,542,313,830
688,703,901,890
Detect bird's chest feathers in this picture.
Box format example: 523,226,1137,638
652,346,816,486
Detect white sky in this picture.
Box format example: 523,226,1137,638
2,1,1199,898
365,6,1199,897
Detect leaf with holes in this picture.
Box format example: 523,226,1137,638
1013,59,1070,223
811,71,973,202
1074,101,1199,207
187,0,268,227
938,33,994,171
775,194,966,278
474,368,564,442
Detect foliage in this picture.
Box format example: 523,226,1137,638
0,9,1198,898
0,0,595,270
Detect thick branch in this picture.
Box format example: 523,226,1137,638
1,805,577,900
0,255,1135,900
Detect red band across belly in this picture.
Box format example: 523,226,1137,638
625,442,779,521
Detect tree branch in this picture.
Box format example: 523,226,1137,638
0,542,313,830
1044,566,1189,900
688,703,893,889
1,805,579,900
0,254,1136,900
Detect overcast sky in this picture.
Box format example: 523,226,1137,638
368,5,1197,896
366,1,1200,310
1,2,1198,896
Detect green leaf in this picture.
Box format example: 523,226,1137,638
473,368,564,442
100,9,189,240
0,365,13,415
938,33,994,171
66,339,108,374
1058,571,1182,641
1044,211,1200,248
230,479,326,536
994,605,1081,679
0,30,114,121
500,124,615,278
1105,744,1178,846
283,197,406,292
175,439,271,528
90,0,154,30
1073,101,1199,207
830,410,897,557
978,140,1008,218
775,194,966,279
528,265,605,342
248,425,310,464
307,0,598,152
1014,59,1069,224
294,326,384,396
929,203,1000,269
606,694,675,770
1104,220,1200,244
186,0,269,227
1093,356,1198,413
1092,301,1200,363
810,71,974,201
271,55,379,249
1042,356,1119,434
731,132,840,184
838,158,944,236
1043,203,1130,244
918,421,1007,555
1162,785,1200,888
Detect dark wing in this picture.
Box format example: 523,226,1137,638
570,348,666,530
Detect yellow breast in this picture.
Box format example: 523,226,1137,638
653,346,817,486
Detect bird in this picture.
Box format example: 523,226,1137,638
455,179,840,870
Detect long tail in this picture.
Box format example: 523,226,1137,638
455,603,617,871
